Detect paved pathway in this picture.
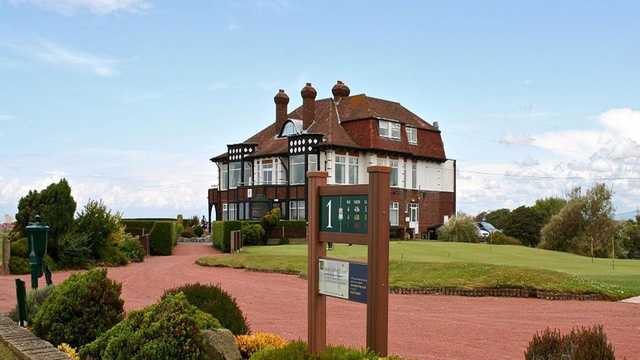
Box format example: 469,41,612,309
1,243,638,360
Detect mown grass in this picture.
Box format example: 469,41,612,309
197,241,640,300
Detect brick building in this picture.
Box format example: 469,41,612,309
208,81,455,238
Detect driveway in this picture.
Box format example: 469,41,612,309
1,243,638,360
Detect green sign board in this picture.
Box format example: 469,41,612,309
320,195,368,234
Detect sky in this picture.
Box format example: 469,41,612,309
0,0,639,220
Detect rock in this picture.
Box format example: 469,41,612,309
201,328,242,360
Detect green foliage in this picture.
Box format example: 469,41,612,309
163,283,250,335
176,222,185,237
242,223,266,246
119,234,145,262
488,232,522,245
480,208,511,230
261,207,281,242
149,221,176,255
98,244,129,266
9,286,55,323
193,224,204,237
75,200,120,259
524,325,616,360
437,215,479,243
211,221,242,252
80,293,220,360
182,226,195,238
249,341,403,360
9,255,30,274
32,268,124,348
15,179,76,258
57,232,92,268
540,184,618,257
503,206,545,247
533,197,567,223
10,237,28,257
619,218,640,259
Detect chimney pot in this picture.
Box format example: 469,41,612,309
274,89,289,126
301,83,317,129
332,80,350,99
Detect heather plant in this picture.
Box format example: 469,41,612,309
437,215,479,243
524,325,616,360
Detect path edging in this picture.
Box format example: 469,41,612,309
0,315,68,360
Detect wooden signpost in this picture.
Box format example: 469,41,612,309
307,166,390,356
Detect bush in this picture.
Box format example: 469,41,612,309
503,206,545,247
10,237,28,257
75,200,120,259
242,223,266,246
149,221,176,255
176,222,185,237
237,332,287,358
437,215,479,243
98,244,129,266
14,179,76,258
9,285,55,323
249,341,403,360
488,232,522,245
163,283,249,335
524,325,616,360
193,224,204,237
119,234,145,262
80,292,220,360
32,268,124,348
211,221,242,252
9,256,30,274
182,226,195,238
57,343,79,360
58,232,92,268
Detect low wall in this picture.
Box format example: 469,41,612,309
0,315,68,360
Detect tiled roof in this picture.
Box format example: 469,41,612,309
211,94,445,161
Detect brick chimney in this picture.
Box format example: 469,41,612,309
274,89,289,127
300,82,317,129
332,80,350,100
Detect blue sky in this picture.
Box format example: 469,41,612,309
1,0,639,219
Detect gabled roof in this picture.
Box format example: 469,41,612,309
211,94,444,162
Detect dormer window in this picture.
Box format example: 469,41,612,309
280,119,303,137
406,126,417,145
379,120,401,140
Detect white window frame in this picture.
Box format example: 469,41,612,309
390,159,399,187
411,161,417,189
229,162,241,189
378,120,401,140
222,203,228,221
409,203,419,222
290,155,305,185
289,200,306,220
261,161,273,185
348,156,358,184
220,164,228,190
406,126,418,145
390,202,399,226
335,155,346,184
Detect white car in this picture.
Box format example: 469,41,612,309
476,221,499,240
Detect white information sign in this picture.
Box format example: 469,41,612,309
318,258,349,299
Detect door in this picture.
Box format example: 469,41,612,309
409,203,419,235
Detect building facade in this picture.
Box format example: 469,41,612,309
208,81,456,238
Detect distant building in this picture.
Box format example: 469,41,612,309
208,81,456,238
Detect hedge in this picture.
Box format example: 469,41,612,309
211,221,242,252
122,219,176,256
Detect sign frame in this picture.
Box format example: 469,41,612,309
307,166,390,356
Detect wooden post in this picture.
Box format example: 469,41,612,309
307,171,328,354
366,166,390,356
2,234,10,274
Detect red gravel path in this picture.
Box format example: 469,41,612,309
1,243,638,359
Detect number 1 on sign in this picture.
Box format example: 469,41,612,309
326,200,333,229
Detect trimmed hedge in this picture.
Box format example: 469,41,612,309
211,221,241,252
122,219,176,256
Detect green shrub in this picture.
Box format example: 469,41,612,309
149,221,176,256
182,226,195,238
163,283,249,335
9,286,55,323
98,244,129,266
211,221,242,252
80,292,220,360
75,200,121,260
58,232,92,268
488,232,522,246
503,205,545,247
437,215,480,243
242,223,266,246
250,341,403,360
193,224,204,237
10,237,28,257
524,325,616,360
32,268,124,348
119,234,145,262
9,256,30,274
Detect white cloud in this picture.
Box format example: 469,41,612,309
5,40,120,77
8,0,150,15
463,108,640,215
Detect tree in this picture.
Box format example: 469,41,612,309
15,179,76,258
75,200,120,259
483,208,511,230
533,197,567,224
503,206,545,247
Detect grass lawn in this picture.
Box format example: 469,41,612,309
197,241,640,300
0,342,20,360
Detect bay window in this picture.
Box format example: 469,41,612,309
229,162,241,189
244,162,252,186
335,155,346,184
261,161,273,184
348,156,358,184
290,155,305,185
220,164,228,190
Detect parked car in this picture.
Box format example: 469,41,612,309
476,221,499,240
